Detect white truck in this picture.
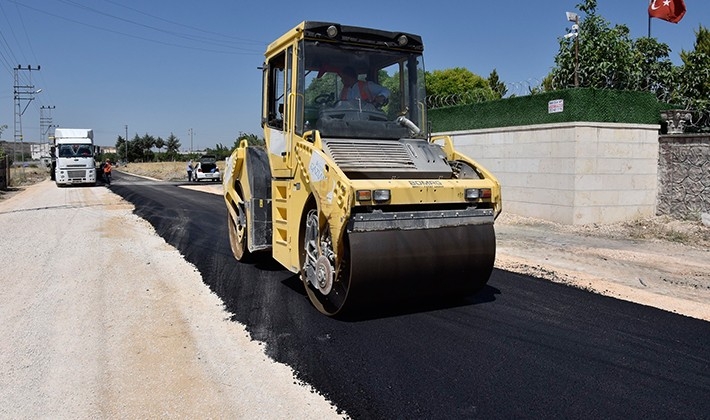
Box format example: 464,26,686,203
53,128,97,186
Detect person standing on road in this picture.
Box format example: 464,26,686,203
187,160,194,182
102,159,112,186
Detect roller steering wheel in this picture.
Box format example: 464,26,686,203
314,92,334,105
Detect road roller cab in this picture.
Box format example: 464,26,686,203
223,21,502,316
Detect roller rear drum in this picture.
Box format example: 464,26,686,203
302,214,496,316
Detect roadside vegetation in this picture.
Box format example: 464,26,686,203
118,161,225,182
105,132,263,164
425,0,710,132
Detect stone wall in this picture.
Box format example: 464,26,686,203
438,122,660,225
657,135,710,219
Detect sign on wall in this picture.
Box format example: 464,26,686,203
548,99,564,114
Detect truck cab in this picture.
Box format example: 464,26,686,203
53,128,97,186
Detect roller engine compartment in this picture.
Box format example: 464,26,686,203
321,137,469,180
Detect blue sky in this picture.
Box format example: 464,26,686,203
0,0,706,149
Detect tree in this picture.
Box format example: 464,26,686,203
233,132,264,148
164,133,181,161
136,134,155,162
426,67,496,104
549,0,678,104
204,143,231,160
673,25,710,130
115,135,128,162
633,37,674,99
681,25,710,62
154,136,165,158
129,134,142,161
488,69,507,99
552,0,639,90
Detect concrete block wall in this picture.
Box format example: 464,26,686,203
438,122,660,225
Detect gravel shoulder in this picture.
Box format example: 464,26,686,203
0,180,343,419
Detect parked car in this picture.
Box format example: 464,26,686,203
194,155,221,182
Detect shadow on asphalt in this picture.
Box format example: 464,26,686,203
279,273,501,322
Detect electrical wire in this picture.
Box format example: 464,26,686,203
1,0,268,144
8,0,264,55
100,0,265,45
0,1,28,75
14,0,53,109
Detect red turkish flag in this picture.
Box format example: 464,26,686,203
648,0,687,24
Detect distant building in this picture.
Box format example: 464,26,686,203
31,143,51,159
0,140,45,161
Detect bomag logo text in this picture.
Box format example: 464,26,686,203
409,180,443,187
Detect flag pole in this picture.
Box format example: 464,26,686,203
648,0,652,37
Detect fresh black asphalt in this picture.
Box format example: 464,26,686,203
109,172,710,419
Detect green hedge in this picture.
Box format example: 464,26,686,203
429,88,674,132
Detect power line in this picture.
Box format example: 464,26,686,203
13,0,54,107
100,0,265,45
0,1,28,74
53,0,259,50
8,0,264,55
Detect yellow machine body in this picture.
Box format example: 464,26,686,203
224,22,501,315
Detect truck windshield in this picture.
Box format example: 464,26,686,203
59,144,93,158
297,40,427,140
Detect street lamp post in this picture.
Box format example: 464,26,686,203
565,12,580,88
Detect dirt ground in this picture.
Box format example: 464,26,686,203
493,212,710,321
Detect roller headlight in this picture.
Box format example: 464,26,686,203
356,189,391,203
327,25,338,38
465,188,492,200
372,189,391,202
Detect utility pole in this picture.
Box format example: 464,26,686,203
40,105,56,162
13,65,41,163
40,105,55,143
125,124,129,163
188,128,194,153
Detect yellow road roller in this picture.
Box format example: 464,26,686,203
224,21,502,316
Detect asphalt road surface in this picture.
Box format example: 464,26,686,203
108,171,710,419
